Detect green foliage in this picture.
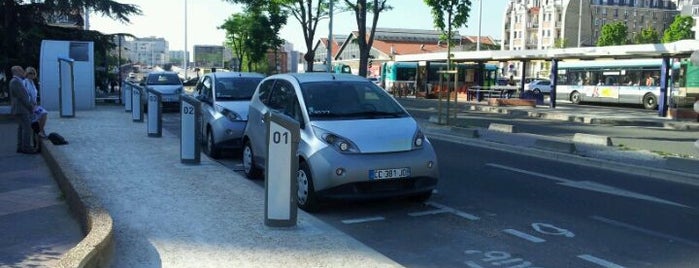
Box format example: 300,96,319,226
219,2,286,74
662,15,694,43
1,0,140,83
554,38,567,48
423,0,471,69
633,26,659,44
596,21,628,46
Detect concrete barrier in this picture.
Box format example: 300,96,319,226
573,133,613,146
488,123,515,133
450,126,479,138
42,140,114,268
534,139,577,154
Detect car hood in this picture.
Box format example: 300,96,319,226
216,101,251,118
147,85,181,94
311,118,419,153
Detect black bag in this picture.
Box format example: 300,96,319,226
48,132,68,145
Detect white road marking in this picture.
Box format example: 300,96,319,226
578,254,625,268
464,261,484,268
425,201,481,220
592,215,699,247
341,216,385,224
408,209,450,217
503,229,546,243
532,222,575,238
486,163,690,208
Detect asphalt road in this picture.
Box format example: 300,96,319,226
160,107,699,267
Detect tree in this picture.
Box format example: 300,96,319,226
227,0,331,72
1,0,140,70
633,26,659,44
343,0,390,77
554,38,567,48
662,15,694,43
423,0,472,70
596,21,627,46
219,2,286,73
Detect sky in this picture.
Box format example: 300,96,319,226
89,0,509,59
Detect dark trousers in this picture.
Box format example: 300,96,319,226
15,113,33,151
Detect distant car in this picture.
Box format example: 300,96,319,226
142,71,183,109
367,77,381,86
194,71,265,158
526,79,552,94
242,73,439,212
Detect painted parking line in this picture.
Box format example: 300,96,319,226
341,216,385,224
503,229,546,243
592,215,699,247
425,201,481,220
408,209,450,217
578,254,625,268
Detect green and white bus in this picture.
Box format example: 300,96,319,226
555,59,699,109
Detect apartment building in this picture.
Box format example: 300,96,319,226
502,0,679,78
126,37,169,67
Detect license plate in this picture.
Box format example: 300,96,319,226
370,167,410,179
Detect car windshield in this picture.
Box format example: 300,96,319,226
147,73,181,85
301,80,408,121
215,77,263,101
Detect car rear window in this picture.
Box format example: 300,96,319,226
147,73,181,85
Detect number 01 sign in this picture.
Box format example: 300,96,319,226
265,111,300,227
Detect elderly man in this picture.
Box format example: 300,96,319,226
9,65,37,154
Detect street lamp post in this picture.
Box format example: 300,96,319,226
577,0,583,47
477,0,482,51
184,0,188,80
327,0,333,72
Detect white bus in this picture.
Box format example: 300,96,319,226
555,59,683,109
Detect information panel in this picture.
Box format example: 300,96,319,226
124,82,132,112
131,85,143,122
264,111,300,227
147,88,162,137
180,95,201,164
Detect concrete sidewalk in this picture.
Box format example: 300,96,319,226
38,105,400,267
0,118,82,267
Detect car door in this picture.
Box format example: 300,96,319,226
253,79,297,163
197,76,215,135
247,79,276,165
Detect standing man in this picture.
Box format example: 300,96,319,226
9,66,37,154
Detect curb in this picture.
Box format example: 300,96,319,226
41,139,114,268
423,126,699,188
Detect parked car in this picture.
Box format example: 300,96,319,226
194,71,265,158
242,73,439,212
526,79,552,94
141,71,183,109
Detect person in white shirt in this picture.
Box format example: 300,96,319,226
23,66,48,138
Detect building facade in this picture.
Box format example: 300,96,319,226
126,37,169,67
502,0,679,78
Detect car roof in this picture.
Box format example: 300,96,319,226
147,71,178,76
266,73,368,84
206,71,265,79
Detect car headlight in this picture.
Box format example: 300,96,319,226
413,129,425,149
221,108,242,121
313,126,359,153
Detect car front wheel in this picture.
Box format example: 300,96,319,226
297,162,319,212
205,129,221,159
242,140,262,180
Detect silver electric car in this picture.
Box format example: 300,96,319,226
242,73,439,212
195,71,264,158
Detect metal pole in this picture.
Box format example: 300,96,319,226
477,0,482,51
327,0,334,72
184,0,188,80
577,0,582,47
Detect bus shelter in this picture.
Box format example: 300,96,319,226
395,39,699,117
